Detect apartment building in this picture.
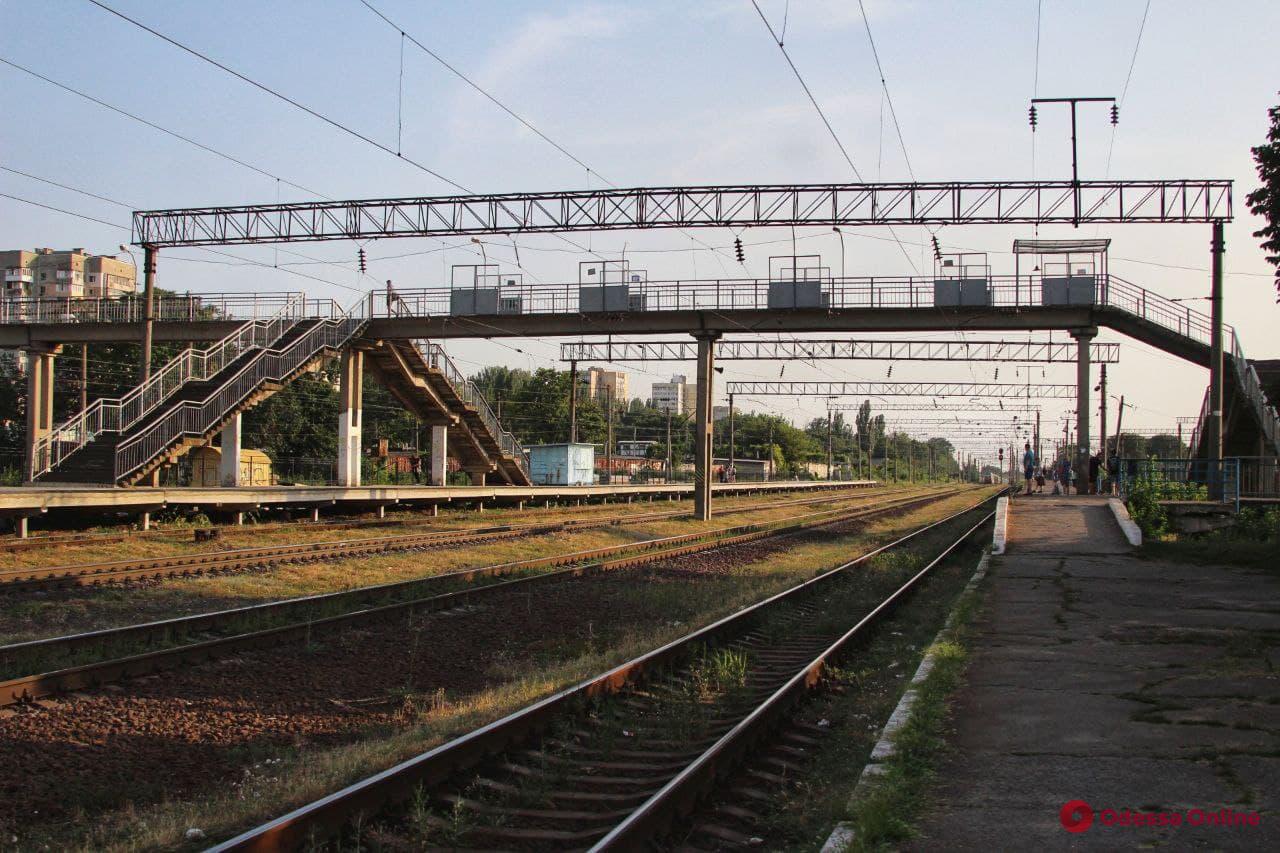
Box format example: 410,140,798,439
652,374,691,415
585,366,629,404
1,247,136,299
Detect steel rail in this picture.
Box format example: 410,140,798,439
0,489,961,706
594,510,994,849
0,485,861,553
0,488,880,591
204,491,997,851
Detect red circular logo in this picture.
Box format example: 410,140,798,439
1060,800,1094,833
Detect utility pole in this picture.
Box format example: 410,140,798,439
1207,219,1226,499
728,392,735,482
605,383,613,484
140,245,157,381
826,410,833,480
1098,363,1108,461
665,410,672,483
1029,96,1117,227
80,344,88,412
767,421,774,481
1114,395,1126,460
568,360,578,443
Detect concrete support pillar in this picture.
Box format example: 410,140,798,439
312,507,321,522
692,332,721,521
234,511,244,526
517,500,524,511
219,413,243,487
16,517,28,539
337,348,363,487
475,501,484,513
430,504,439,517
429,425,448,486
1071,328,1096,494
23,347,57,482
377,505,386,519
140,512,151,531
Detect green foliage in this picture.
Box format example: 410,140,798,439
1246,94,1280,300
1125,468,1208,537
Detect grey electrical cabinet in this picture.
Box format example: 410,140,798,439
933,278,991,307
767,280,824,309
1041,275,1096,306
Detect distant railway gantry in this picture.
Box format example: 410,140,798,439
561,339,1119,364
725,381,1077,398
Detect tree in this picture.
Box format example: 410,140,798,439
1247,95,1280,301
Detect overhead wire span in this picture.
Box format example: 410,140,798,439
84,0,470,193
0,56,330,200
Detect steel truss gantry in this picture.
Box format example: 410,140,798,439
826,402,1042,413
561,339,1119,364
132,179,1232,247
725,381,1076,399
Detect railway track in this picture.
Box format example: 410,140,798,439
207,494,998,851
0,487,884,593
0,485,873,553
0,487,965,706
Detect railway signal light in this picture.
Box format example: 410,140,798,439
357,247,367,274
734,237,745,264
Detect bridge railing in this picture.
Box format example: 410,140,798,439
112,298,368,482
0,291,307,325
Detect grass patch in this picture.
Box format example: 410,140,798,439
832,561,985,851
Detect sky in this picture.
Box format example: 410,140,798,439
2,0,1278,464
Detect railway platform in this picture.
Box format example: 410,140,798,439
907,496,1279,850
0,478,874,535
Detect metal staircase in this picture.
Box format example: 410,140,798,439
32,294,308,480
39,299,366,485
363,339,530,485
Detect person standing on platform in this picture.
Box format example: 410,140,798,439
1089,453,1102,496
1022,442,1037,496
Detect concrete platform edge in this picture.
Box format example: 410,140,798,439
819,549,992,853
1108,497,1143,546
991,496,1008,555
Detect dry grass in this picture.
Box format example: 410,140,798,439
0,487,926,645
0,488,844,569
12,486,997,852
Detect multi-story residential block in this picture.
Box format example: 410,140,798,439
1,249,37,299
652,374,689,415
585,366,629,404
1,247,135,299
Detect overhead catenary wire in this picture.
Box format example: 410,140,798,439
84,0,469,193
0,56,330,200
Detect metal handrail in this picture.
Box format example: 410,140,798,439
418,342,528,473
112,298,368,482
0,292,306,325
32,294,308,478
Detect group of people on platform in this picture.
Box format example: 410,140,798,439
1019,442,1125,496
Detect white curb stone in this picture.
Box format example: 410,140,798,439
1108,498,1143,546
991,496,1009,555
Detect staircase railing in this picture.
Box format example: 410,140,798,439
1105,276,1280,456
113,298,368,482
32,293,308,478
418,342,529,473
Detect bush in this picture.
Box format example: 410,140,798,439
1125,467,1207,537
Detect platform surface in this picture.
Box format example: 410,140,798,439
0,478,872,516
908,496,1280,850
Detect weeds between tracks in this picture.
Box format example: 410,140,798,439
2,489,994,851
